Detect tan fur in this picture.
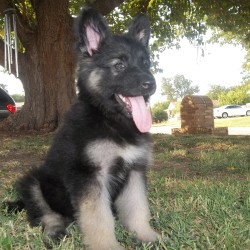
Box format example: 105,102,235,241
77,185,124,250
115,170,159,242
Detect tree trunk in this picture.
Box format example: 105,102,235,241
1,0,76,131
0,0,127,131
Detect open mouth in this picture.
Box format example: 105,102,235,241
114,94,152,133
115,94,133,116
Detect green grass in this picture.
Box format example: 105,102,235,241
149,174,250,249
0,133,52,155
214,116,250,127
1,133,250,249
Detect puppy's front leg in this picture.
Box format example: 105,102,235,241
115,170,159,242
76,180,124,250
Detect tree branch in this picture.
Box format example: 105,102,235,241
29,0,40,13
86,0,126,15
15,9,36,48
0,0,11,15
1,1,36,49
138,0,152,14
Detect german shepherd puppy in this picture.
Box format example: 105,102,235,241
9,7,158,250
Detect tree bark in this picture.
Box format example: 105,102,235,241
0,0,126,131
0,0,76,130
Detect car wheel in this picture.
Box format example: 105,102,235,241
246,110,250,116
222,112,228,118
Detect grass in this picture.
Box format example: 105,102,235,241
153,116,250,128
0,133,250,249
214,116,250,127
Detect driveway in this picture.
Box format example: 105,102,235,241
150,126,250,136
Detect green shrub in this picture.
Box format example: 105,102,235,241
11,94,25,102
151,101,169,123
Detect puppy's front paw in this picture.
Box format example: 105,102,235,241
137,228,160,242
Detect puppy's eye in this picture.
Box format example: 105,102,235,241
143,60,150,68
115,62,126,71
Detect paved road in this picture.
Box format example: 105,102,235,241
150,126,250,135
227,127,250,135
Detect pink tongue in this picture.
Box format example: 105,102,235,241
127,96,152,133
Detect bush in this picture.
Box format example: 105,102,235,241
218,81,250,105
11,94,25,102
151,101,169,123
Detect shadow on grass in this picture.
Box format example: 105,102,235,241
0,132,250,249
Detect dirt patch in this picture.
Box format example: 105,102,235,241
1,132,249,197
0,155,44,196
0,131,48,197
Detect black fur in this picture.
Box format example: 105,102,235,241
7,7,158,250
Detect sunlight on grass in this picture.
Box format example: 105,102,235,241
148,172,250,249
214,116,250,127
191,149,249,174
170,149,187,157
2,135,52,155
0,133,250,249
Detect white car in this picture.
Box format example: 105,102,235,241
213,104,250,118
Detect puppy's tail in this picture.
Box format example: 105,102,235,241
2,200,25,213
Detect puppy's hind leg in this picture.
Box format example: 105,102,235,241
31,184,68,244
18,176,67,246
115,170,159,243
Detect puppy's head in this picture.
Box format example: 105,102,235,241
76,7,156,133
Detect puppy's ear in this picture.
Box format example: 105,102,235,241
128,14,150,47
76,7,110,56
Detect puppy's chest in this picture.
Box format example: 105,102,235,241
84,139,151,172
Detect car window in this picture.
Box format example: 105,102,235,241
226,105,240,109
0,88,14,104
